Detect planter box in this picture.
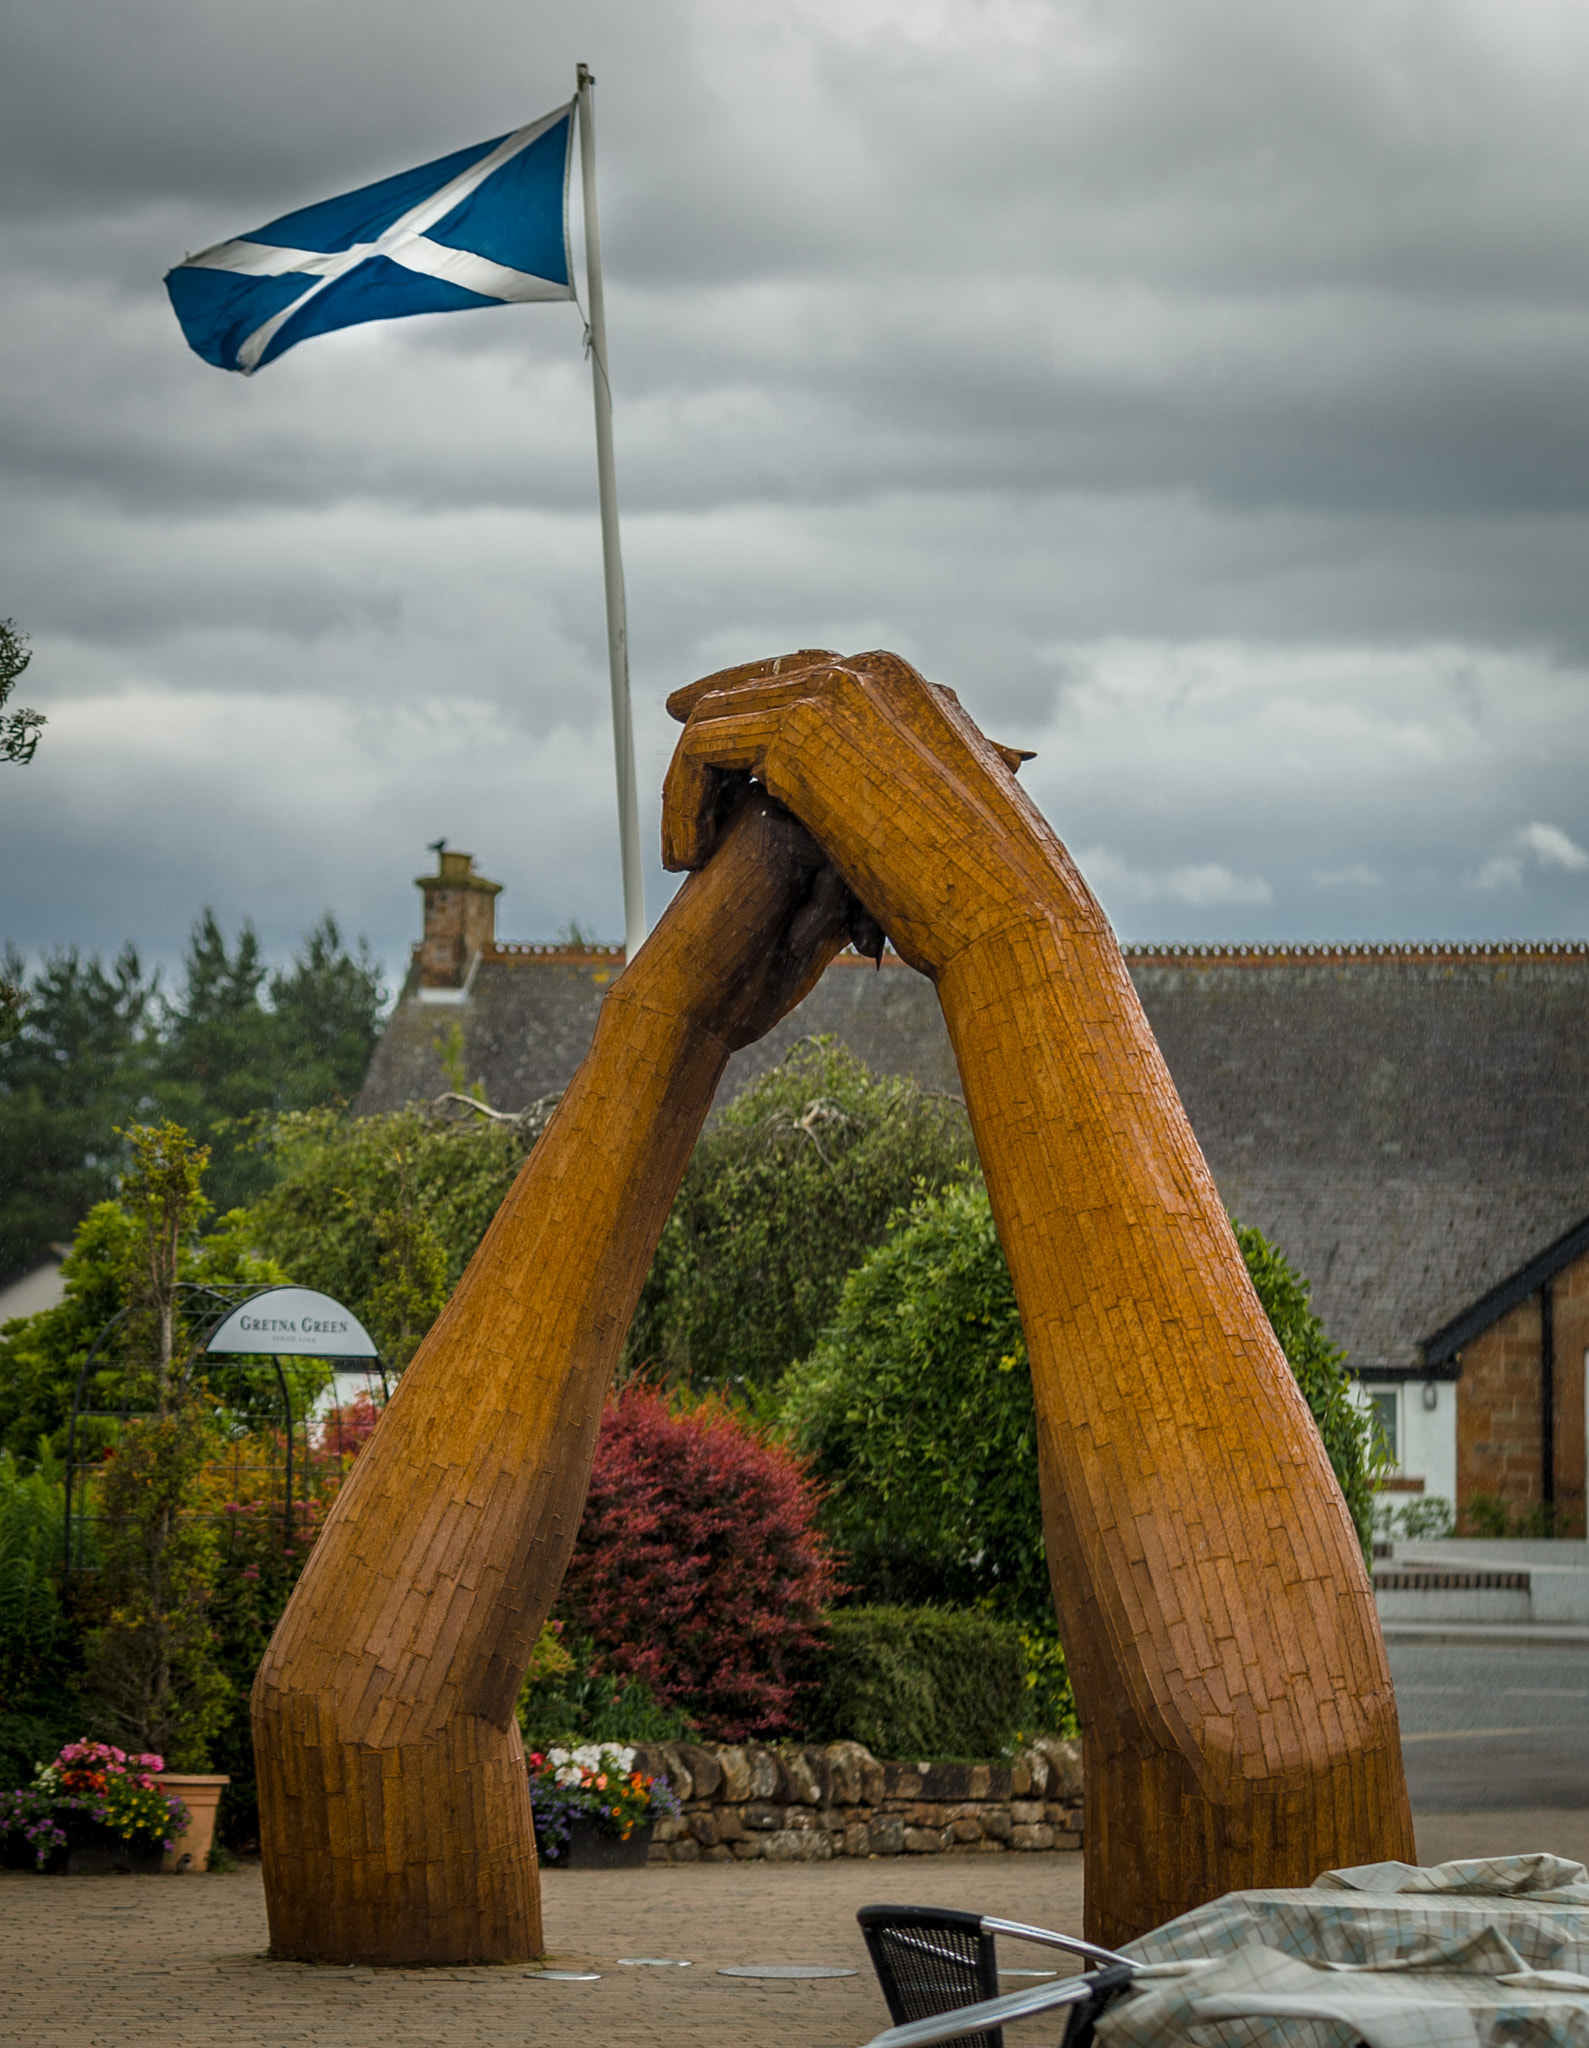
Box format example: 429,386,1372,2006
67,1819,168,1876
542,1814,653,1871
2,1817,166,1876
2,1771,228,1875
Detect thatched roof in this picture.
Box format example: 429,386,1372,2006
356,940,1589,1376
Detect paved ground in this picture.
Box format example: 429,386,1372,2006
0,1853,1087,2048
13,1813,1589,2048
1387,1639,1589,1810
8,1641,1588,2047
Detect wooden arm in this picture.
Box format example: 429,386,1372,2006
252,794,850,1964
664,650,1414,1946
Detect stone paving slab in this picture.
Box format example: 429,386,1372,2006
0,1852,1087,2048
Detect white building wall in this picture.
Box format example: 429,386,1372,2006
0,1256,66,1325
1351,1377,1458,1507
1399,1380,1457,1504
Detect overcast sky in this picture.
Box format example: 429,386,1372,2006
3,0,1588,996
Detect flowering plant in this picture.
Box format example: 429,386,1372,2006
526,1744,679,1863
0,1741,189,1870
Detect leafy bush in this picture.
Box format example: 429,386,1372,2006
517,1625,690,1748
0,1451,76,1788
558,1384,840,1741
802,1605,1027,1759
1017,1627,1080,1742
628,1040,975,1389
787,1189,1382,1654
1230,1222,1381,1555
0,1200,285,1468
1462,1493,1560,1538
784,1180,1047,1621
246,1102,548,1367
1374,1494,1455,1541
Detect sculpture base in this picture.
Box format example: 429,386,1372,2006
254,1702,544,1965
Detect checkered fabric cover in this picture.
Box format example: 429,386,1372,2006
1097,1856,1589,2048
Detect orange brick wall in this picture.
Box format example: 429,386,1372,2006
417,854,502,988
1456,1245,1589,1536
1554,1249,1589,1538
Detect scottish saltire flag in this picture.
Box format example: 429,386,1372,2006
166,103,575,375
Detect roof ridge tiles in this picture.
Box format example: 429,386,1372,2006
1120,940,1589,965
482,941,627,962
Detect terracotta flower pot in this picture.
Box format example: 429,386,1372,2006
158,1774,230,1873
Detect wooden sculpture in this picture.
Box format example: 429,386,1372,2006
252,792,860,1964
661,650,1415,1947
255,647,1413,1964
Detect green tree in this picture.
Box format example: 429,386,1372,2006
245,1101,548,1366
268,915,385,1113
0,1204,135,1466
0,1447,76,1787
785,1188,1380,1628
628,1040,976,1390
0,1193,285,1471
0,617,44,1052
78,1124,231,1766
0,617,43,767
0,980,22,1053
157,910,386,1214
0,943,159,1283
156,914,280,1214
0,912,385,1279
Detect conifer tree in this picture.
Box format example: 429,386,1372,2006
79,1123,231,1766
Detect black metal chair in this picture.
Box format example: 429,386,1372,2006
857,1906,1136,2048
857,1907,1003,2048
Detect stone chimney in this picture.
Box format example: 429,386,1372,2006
414,848,503,989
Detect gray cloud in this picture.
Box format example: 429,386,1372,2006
2,0,1588,984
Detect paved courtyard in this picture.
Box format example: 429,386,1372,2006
1,1853,1086,2048
10,1808,1589,2048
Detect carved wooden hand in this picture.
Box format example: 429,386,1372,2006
665,650,1415,1945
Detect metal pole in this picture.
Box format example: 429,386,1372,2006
576,62,647,961
274,1357,294,1549
1542,1280,1556,1513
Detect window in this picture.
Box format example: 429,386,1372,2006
1366,1387,1399,1467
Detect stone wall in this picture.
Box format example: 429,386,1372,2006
630,1738,1083,1864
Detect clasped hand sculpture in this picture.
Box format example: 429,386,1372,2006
254,651,1413,1965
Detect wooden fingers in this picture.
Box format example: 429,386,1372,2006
660,692,821,870
664,648,840,723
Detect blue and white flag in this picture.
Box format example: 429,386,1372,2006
166,103,575,375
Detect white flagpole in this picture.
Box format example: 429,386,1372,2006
575,62,647,961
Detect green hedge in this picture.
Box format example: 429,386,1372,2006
0,1452,77,1788
803,1605,1026,1760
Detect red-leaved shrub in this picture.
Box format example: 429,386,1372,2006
562,1384,841,1741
